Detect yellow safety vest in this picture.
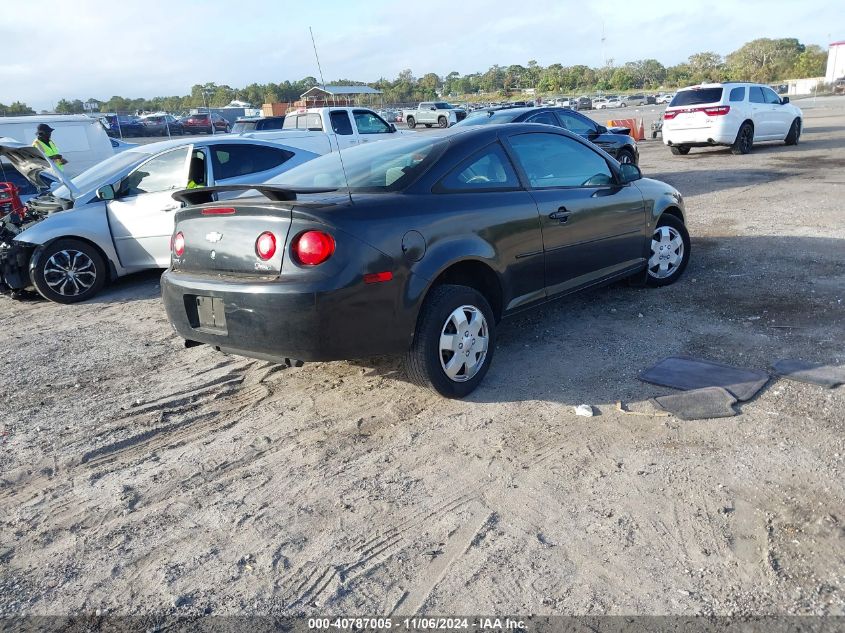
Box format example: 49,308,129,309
33,139,64,171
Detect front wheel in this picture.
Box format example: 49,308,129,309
784,118,801,145
406,116,416,129
731,122,753,154
438,116,448,128
617,147,637,165
646,215,690,287
31,238,107,303
405,284,496,398
670,145,690,155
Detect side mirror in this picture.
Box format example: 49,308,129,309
781,96,790,104
619,163,642,184
429,106,436,111
96,184,116,200
389,123,397,132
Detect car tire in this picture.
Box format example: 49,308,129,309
438,116,448,128
405,284,496,398
670,145,691,155
406,116,416,129
31,238,107,304
645,215,690,287
424,123,432,128
617,147,637,165
785,118,801,145
731,122,754,155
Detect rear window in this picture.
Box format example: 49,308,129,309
231,121,257,133
670,88,723,107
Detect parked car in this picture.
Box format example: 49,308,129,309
457,106,639,164
403,102,468,128
0,114,114,177
140,114,184,136
625,94,649,106
656,93,675,105
662,82,803,155
592,98,609,109
573,96,593,110
232,116,285,133
601,98,626,109
160,124,687,397
182,113,230,134
103,115,146,138
0,138,319,303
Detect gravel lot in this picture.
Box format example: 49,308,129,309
1,97,843,618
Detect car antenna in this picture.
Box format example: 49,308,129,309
310,26,353,205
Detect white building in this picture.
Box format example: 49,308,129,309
826,40,845,83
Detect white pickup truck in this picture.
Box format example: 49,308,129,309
238,107,414,155
403,102,467,128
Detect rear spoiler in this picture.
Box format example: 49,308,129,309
171,184,337,206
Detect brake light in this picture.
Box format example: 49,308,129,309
364,271,393,284
665,105,730,120
663,110,679,120
202,207,235,215
292,231,335,266
702,105,731,116
173,232,185,257
255,231,276,260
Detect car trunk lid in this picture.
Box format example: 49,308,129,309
664,87,725,129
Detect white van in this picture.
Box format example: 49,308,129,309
0,115,113,178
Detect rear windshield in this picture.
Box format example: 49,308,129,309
670,88,723,107
457,110,522,126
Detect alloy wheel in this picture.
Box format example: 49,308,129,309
43,250,97,296
648,225,684,279
439,305,489,382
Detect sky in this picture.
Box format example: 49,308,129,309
1,0,840,111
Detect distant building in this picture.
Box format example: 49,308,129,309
826,40,845,83
298,85,382,106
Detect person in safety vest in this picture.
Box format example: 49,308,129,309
32,124,68,171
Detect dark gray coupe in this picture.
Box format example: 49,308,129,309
161,124,689,398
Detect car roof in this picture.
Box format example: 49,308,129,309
122,136,301,154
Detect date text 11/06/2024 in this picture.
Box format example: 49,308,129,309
308,618,527,630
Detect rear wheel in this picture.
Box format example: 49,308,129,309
31,239,107,304
731,122,754,154
670,145,690,155
405,284,496,398
617,147,637,164
646,215,690,287
784,118,801,145
438,116,448,128
406,116,416,129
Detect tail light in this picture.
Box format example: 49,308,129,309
663,110,679,120
702,105,731,116
292,231,335,266
172,232,185,257
664,105,730,120
255,231,277,260
201,207,235,215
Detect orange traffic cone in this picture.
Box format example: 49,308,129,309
637,119,646,141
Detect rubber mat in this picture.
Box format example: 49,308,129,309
772,359,845,389
640,356,769,402
653,387,738,420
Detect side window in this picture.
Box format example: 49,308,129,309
436,143,520,192
305,114,323,130
508,133,614,188
526,112,560,127
554,111,596,135
762,87,782,104
282,114,299,129
729,87,746,102
330,111,354,135
353,111,391,134
749,87,766,104
211,144,294,180
121,147,190,196
260,118,284,130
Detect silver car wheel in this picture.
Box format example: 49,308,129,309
43,249,97,296
619,152,633,164
648,225,684,279
439,305,489,382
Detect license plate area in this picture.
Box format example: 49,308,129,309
185,295,228,334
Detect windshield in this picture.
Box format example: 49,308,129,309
232,121,257,132
456,110,521,126
670,87,723,107
52,149,152,199
266,136,448,192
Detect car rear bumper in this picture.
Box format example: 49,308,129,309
161,269,414,363
662,120,737,146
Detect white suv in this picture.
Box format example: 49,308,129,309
661,82,802,155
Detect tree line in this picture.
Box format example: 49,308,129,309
4,37,829,116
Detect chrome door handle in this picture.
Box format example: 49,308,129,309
549,208,570,223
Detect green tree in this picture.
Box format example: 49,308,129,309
726,38,804,82
791,45,826,78
687,51,724,83
0,101,35,115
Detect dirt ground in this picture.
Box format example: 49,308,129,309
1,97,843,619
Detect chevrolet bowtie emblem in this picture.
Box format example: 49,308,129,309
205,231,223,243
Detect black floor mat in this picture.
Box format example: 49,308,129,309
653,387,738,420
640,356,769,401
772,359,845,389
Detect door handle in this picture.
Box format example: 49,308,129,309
549,208,570,223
